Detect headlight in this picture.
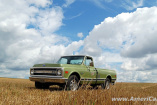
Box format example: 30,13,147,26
30,69,34,75
57,69,62,76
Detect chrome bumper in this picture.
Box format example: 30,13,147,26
29,76,68,83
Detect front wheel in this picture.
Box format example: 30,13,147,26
66,75,79,91
101,78,111,89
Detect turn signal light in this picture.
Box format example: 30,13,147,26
65,71,68,74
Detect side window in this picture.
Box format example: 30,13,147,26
60,58,68,64
85,57,92,66
70,59,82,64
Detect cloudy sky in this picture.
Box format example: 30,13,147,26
0,0,157,83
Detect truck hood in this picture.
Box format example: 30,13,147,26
33,63,62,67
33,63,82,68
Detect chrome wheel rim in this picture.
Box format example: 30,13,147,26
70,79,78,91
106,80,110,89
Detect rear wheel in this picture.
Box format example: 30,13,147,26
66,75,79,91
101,78,111,89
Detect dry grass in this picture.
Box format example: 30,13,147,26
0,77,157,105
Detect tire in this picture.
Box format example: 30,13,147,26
101,78,111,89
66,75,79,91
35,82,42,89
43,83,50,89
111,82,115,85
35,82,49,89
59,84,66,90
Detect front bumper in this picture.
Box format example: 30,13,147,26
29,76,68,83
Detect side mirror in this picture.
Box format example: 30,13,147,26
89,61,94,67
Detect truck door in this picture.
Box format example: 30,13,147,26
84,56,97,84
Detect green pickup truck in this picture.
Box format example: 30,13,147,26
29,55,116,91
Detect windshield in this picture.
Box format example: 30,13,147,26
57,56,84,65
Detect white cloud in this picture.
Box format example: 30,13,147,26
122,0,144,10
93,52,123,68
36,7,64,34
81,7,157,58
78,7,157,82
120,7,157,58
121,53,157,71
90,0,109,10
77,32,84,38
26,0,52,7
68,12,83,20
91,0,144,11
63,0,75,8
117,70,155,83
0,68,30,78
0,0,83,78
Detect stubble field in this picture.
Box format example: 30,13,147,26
0,77,157,105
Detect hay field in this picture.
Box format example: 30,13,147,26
0,77,157,105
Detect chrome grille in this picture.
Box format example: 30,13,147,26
32,68,58,76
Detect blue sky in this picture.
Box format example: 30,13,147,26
0,0,157,83
55,0,129,40
54,0,154,40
